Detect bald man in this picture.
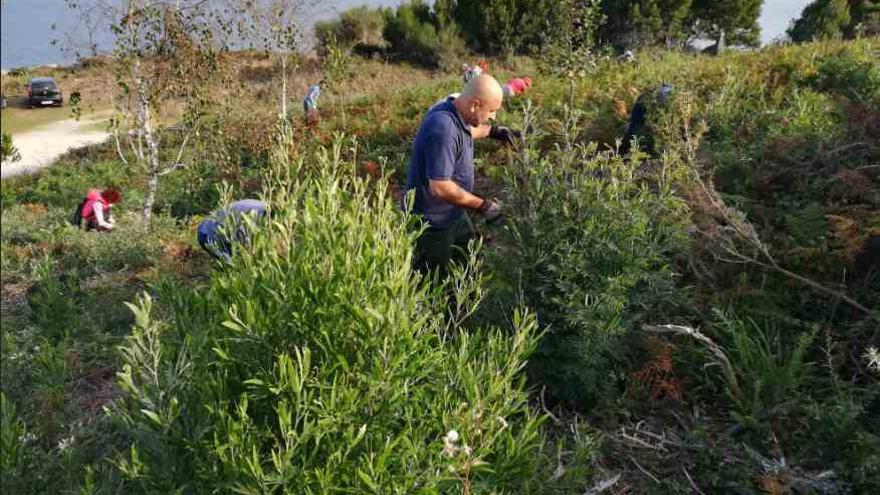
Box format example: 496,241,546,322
405,74,507,277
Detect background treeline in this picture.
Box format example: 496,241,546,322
314,0,880,68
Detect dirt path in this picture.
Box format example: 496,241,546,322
1,114,111,180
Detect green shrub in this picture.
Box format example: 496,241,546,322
1,132,21,163
315,6,387,53
716,313,816,422
493,113,691,409
382,1,467,69
801,391,880,490
1,203,170,281
0,153,135,209
449,0,554,55
0,393,35,493
109,137,548,492
769,88,842,146
27,257,83,343
808,51,880,102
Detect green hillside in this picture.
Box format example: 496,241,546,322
2,38,879,493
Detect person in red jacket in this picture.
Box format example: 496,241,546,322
502,76,532,98
76,188,121,231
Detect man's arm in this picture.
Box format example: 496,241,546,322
473,124,522,145
428,179,485,209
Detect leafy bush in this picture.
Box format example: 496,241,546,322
801,391,880,490
493,113,691,408
716,313,816,422
0,393,36,493
27,258,84,344
0,153,134,209
448,0,554,55
1,203,172,283
807,51,880,102
382,1,467,69
315,6,387,54
1,132,21,163
787,0,851,43
109,137,548,492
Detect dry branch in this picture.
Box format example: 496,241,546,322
689,167,871,314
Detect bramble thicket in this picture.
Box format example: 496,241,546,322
1,1,879,493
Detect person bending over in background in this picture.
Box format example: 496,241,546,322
197,199,269,262
303,81,323,126
502,76,532,99
621,83,674,156
404,74,509,278
462,61,489,84
72,188,121,232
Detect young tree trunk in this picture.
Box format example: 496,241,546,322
133,57,161,229
281,52,287,118
339,92,347,128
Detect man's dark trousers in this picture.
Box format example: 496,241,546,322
414,214,475,278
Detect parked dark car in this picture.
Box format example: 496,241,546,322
27,77,63,107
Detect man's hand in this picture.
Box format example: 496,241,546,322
477,199,504,224
489,125,522,146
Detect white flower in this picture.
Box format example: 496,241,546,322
441,430,460,458
445,430,459,443
865,347,880,373
57,435,75,452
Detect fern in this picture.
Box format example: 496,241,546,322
715,311,816,419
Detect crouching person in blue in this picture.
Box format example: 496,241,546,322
404,74,513,278
621,83,674,156
197,199,268,262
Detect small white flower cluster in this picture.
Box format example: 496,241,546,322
865,346,880,373
441,429,471,458
57,435,75,452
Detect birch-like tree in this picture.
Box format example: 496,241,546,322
64,0,231,228
232,0,319,118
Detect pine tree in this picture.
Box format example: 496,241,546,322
450,0,554,54
600,0,693,49
540,0,605,108
660,0,693,46
690,0,763,50
788,0,852,42
847,0,880,36
631,0,663,46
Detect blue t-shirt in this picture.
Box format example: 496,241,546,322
304,84,320,110
404,98,474,228
197,199,268,259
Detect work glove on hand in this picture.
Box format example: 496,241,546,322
489,125,522,146
477,199,504,225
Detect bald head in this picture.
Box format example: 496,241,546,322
455,74,504,127
461,74,503,101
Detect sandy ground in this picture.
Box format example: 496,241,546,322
1,114,111,180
